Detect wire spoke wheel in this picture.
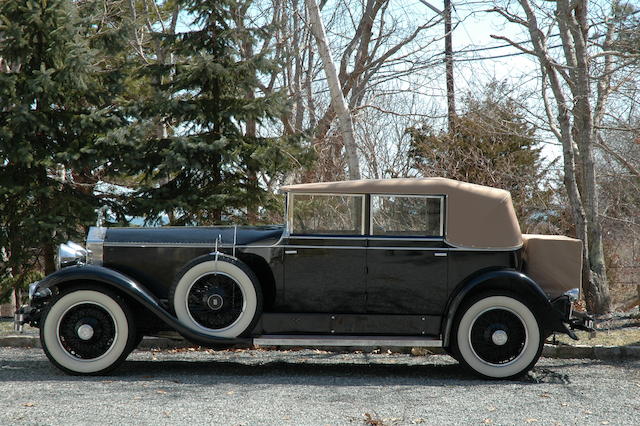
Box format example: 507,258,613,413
469,308,527,365
40,288,135,375
187,273,244,330
454,294,543,379
58,303,117,360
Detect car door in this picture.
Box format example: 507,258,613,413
282,193,367,313
366,194,449,315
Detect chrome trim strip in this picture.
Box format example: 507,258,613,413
444,242,524,251
100,241,519,252
286,245,365,250
288,235,445,242
284,245,445,251
103,242,216,248
440,196,445,237
103,242,447,251
286,193,292,236
102,242,280,249
232,225,237,257
253,335,443,347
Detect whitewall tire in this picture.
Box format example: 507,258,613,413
453,295,543,379
40,288,135,375
170,255,262,338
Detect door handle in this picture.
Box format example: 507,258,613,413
285,250,298,255
434,252,447,257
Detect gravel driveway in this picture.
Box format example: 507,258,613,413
1,347,638,425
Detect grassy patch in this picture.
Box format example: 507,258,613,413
0,319,38,336
554,309,640,346
555,327,640,347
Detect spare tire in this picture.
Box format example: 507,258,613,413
169,254,262,338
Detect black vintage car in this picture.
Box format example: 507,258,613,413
18,178,593,378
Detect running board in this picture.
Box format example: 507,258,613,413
253,335,443,347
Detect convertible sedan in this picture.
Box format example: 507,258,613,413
17,178,593,378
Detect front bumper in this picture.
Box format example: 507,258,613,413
13,305,33,333
13,281,51,331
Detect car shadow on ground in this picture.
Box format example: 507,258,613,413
2,354,605,386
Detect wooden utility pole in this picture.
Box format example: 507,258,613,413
444,0,455,131
418,0,456,131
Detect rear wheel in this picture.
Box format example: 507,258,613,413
452,294,543,379
40,287,136,375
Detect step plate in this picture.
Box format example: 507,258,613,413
253,335,442,347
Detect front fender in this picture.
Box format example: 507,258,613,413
33,265,249,346
441,269,570,347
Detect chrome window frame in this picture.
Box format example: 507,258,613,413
369,194,445,238
287,192,366,236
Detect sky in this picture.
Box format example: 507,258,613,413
407,0,563,161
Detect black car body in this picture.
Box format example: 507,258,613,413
18,178,593,378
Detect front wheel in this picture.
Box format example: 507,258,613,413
40,287,136,375
452,294,543,379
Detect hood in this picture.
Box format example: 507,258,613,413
98,225,284,247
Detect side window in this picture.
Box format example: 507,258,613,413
371,195,443,237
289,194,364,235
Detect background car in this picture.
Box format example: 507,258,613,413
18,177,593,378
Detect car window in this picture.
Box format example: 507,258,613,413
371,195,443,237
290,194,364,235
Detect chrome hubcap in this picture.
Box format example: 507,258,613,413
207,294,224,311
491,329,508,346
77,324,95,341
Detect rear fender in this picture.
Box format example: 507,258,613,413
32,264,249,346
442,269,569,347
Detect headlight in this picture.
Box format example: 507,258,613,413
56,241,88,270
28,282,40,300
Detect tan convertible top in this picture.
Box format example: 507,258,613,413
281,178,522,249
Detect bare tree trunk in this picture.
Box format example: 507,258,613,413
499,0,612,313
13,286,22,315
558,0,610,312
305,0,361,180
43,242,56,275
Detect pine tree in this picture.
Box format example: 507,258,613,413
0,0,128,297
126,0,309,225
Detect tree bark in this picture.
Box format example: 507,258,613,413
515,0,611,313
559,0,610,312
305,0,361,180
